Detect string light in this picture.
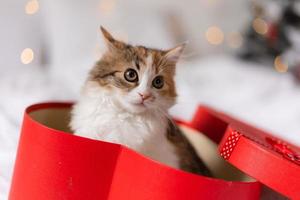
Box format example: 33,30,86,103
205,26,224,45
21,48,34,64
274,56,288,73
99,0,115,15
252,18,268,35
25,0,39,15
227,32,243,48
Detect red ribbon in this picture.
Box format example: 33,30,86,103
266,137,300,165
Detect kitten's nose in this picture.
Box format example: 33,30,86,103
138,92,151,101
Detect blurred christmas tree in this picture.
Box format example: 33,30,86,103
239,0,300,81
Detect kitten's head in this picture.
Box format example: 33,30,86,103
88,26,185,114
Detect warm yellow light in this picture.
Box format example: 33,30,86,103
274,56,288,73
207,0,218,5
252,18,268,35
205,26,224,45
99,0,115,15
25,0,39,15
21,48,34,64
227,32,243,48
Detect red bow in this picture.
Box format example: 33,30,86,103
266,137,300,165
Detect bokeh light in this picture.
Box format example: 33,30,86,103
274,56,288,73
252,18,268,35
227,32,243,48
205,26,224,45
205,0,219,6
21,48,34,64
99,0,115,15
25,0,39,15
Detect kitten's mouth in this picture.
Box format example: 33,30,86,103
134,102,146,107
131,101,148,108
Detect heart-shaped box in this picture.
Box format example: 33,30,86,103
189,106,300,199
9,102,263,200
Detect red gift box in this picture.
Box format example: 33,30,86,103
8,102,299,199
189,106,300,199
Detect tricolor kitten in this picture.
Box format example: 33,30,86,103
70,27,211,176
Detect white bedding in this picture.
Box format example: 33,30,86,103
0,56,299,199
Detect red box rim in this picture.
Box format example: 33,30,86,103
8,102,261,200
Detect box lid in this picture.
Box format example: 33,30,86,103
189,106,300,199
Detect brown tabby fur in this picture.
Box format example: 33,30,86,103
167,120,212,176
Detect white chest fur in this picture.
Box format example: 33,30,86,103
70,88,179,169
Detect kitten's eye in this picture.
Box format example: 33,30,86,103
124,68,138,82
152,76,164,89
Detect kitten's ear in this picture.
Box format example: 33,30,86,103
164,43,186,63
100,26,125,51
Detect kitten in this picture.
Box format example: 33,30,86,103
70,26,211,176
